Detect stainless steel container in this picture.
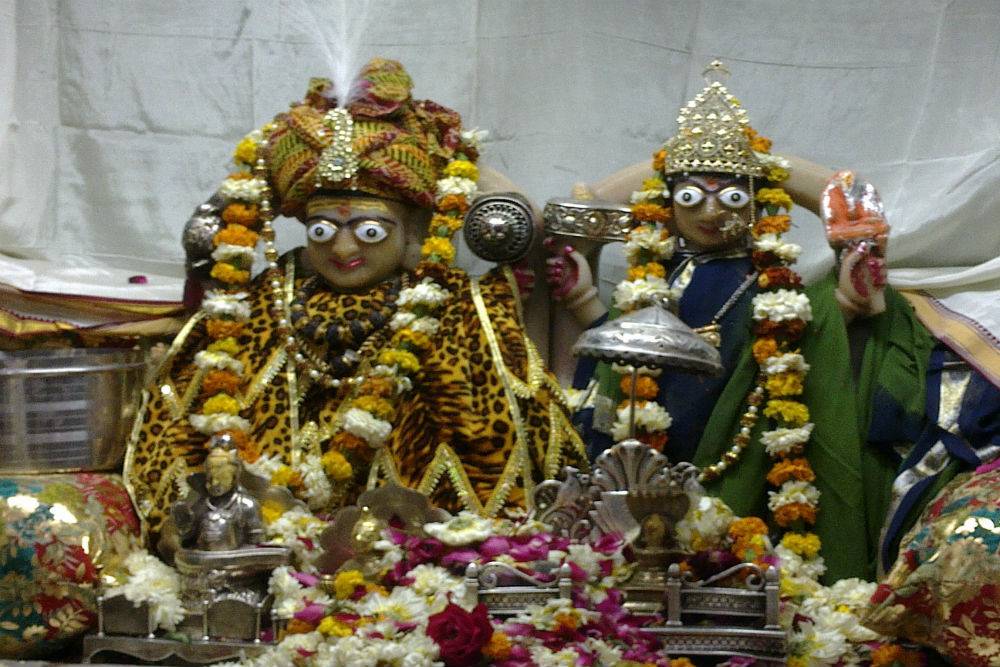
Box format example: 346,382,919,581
0,348,146,473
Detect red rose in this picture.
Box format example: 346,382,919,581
426,602,494,667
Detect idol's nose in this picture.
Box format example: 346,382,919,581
330,226,361,260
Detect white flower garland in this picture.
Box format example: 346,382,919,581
751,289,813,322
342,407,393,447
109,551,185,632
610,401,672,441
767,479,822,511
189,413,251,435
760,424,815,457
218,176,267,203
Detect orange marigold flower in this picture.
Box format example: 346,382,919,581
766,458,816,487
620,374,660,400
729,516,768,541
358,376,395,398
206,319,244,339
751,249,782,269
221,202,259,228
333,431,367,452
774,501,817,527
637,431,668,451
869,644,904,667
482,631,513,661
758,267,802,290
627,262,667,281
437,194,469,214
553,611,578,632
631,202,671,224
652,148,667,172
753,214,791,236
752,337,779,364
219,429,260,463
214,224,259,248
202,369,242,397
744,127,773,153
284,618,315,635
754,318,806,340
210,262,250,285
670,658,697,667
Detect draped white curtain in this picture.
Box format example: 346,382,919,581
3,0,999,375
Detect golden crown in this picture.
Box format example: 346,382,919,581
661,61,765,178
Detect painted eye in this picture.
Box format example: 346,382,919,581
306,221,337,243
674,186,705,208
354,220,388,244
719,187,750,209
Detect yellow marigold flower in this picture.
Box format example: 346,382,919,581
670,659,697,667
781,532,822,560
766,166,790,183
221,202,259,228
753,214,792,237
333,569,366,599
431,213,463,235
261,499,285,525
233,136,259,166
869,644,904,667
755,187,793,211
421,236,456,263
321,450,353,481
642,177,667,192
553,611,579,631
787,656,808,667
270,465,299,488
765,371,804,397
210,262,250,285
352,395,394,420
202,393,240,415
627,262,666,281
631,202,671,224
378,349,420,374
482,631,512,660
317,616,353,638
767,458,816,486
207,336,240,356
393,328,432,350
443,159,479,181
764,399,810,426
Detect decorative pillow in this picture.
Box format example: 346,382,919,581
864,463,1000,667
0,473,141,658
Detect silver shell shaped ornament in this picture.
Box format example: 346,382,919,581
573,301,723,376
463,192,535,263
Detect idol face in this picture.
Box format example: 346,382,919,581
205,454,237,498
303,195,412,292
671,174,753,252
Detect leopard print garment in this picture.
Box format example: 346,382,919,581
124,253,586,544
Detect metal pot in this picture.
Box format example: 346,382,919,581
0,348,146,473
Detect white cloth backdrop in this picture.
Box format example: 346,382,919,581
2,0,1000,376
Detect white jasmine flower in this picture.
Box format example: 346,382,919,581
113,551,184,631
610,401,671,441
354,586,429,623
189,413,251,435
436,176,477,200
629,188,668,203
566,543,602,579
218,176,266,203
612,276,677,312
342,407,393,446
755,152,791,169
531,646,579,667
761,424,814,457
268,565,305,619
409,316,441,335
768,480,821,511
398,279,451,308
300,454,333,510
423,511,494,546
461,127,489,147
763,352,810,375
389,311,417,330
776,544,827,582
624,226,675,263
675,495,736,552
201,290,252,320
407,564,464,599
752,289,812,322
210,243,255,264
754,233,802,262
193,349,245,374
244,454,283,479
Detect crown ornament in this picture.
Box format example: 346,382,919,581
661,60,764,178
316,107,359,186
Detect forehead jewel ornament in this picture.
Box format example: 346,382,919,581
661,60,765,178
316,107,359,187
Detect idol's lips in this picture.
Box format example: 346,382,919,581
698,223,722,235
331,257,365,270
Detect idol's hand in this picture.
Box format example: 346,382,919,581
512,262,536,300
835,241,887,322
544,237,605,326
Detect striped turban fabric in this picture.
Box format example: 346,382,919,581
264,58,472,220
